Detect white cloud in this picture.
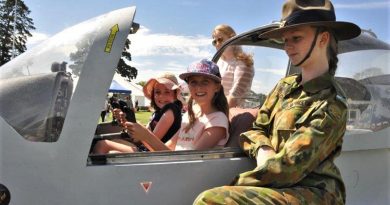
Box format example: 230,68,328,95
130,61,188,84
126,26,216,83
127,60,155,68
335,1,390,9
128,26,213,58
26,32,50,48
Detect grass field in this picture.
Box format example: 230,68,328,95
135,111,153,126
99,111,152,126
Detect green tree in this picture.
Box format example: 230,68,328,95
116,38,137,81
69,37,137,81
69,33,94,77
0,0,35,66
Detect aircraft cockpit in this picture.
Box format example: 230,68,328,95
0,6,389,205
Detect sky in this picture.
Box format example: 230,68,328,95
23,0,390,84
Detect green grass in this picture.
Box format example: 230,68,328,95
135,111,153,126
98,111,152,126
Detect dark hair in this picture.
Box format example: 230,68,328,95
150,91,158,111
184,83,229,132
317,26,339,76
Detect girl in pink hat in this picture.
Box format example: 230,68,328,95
125,59,230,151
93,72,183,153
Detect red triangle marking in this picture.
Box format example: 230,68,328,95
140,182,152,193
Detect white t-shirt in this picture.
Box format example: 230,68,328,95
175,111,229,151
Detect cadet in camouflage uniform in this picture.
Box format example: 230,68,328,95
193,0,361,204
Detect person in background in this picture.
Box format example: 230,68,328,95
125,59,229,151
100,98,110,122
212,24,254,108
125,95,134,112
135,99,139,112
194,0,361,204
93,72,183,153
109,95,117,107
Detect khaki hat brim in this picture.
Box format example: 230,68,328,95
259,21,361,41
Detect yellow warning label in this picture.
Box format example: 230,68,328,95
105,24,119,53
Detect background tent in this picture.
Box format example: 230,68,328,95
112,74,150,106
109,79,132,93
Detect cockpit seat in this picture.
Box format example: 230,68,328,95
95,122,124,135
227,107,258,147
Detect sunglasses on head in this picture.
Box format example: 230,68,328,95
212,37,224,46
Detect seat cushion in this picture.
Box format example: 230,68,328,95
227,108,258,147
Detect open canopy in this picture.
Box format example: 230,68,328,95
109,79,132,94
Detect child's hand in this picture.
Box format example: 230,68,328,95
125,122,148,141
118,111,127,126
256,146,276,167
113,108,121,120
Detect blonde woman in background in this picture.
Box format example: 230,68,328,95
212,24,254,108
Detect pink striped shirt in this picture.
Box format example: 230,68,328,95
217,58,254,107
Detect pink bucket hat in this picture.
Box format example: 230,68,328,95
143,72,180,100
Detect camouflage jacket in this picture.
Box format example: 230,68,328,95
234,72,348,203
